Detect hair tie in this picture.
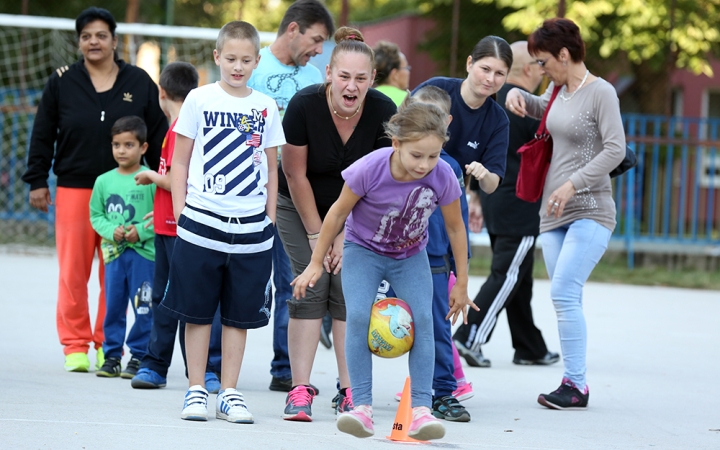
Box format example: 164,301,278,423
348,34,356,40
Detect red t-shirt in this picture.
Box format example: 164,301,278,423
154,119,177,236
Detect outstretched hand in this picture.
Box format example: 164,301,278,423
290,260,325,300
445,282,479,325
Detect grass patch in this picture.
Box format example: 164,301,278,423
469,251,720,291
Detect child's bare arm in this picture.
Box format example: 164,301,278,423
441,199,479,324
170,135,193,222
265,146,278,224
135,169,171,191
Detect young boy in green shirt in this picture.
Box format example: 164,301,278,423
90,115,156,379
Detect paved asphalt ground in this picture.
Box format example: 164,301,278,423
0,251,718,449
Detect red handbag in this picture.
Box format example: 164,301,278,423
516,85,562,202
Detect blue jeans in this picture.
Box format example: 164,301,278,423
431,271,456,398
141,235,222,377
540,219,611,391
342,242,435,408
103,249,154,359
271,225,293,379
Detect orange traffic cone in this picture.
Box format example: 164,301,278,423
387,376,427,443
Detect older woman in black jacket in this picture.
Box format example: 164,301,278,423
23,7,167,373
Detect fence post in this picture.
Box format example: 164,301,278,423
625,118,636,269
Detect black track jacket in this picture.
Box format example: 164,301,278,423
23,57,168,190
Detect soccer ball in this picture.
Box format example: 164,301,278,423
368,297,414,358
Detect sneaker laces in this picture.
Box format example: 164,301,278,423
352,404,373,419
287,386,313,407
411,406,433,421
339,388,354,410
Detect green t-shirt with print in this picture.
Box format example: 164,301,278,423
89,167,156,264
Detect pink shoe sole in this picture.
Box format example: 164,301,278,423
453,383,474,402
395,384,474,403
283,411,312,422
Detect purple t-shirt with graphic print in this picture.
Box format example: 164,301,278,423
342,147,462,259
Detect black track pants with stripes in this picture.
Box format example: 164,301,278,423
453,233,549,360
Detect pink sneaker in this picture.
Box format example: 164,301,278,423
336,404,374,438
408,406,445,441
453,381,474,402
395,382,474,403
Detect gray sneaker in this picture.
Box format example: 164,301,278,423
453,339,491,368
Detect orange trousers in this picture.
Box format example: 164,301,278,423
55,187,106,355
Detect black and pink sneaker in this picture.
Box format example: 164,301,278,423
283,385,314,421
335,388,354,414
537,377,589,410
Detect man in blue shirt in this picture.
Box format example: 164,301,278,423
247,0,335,394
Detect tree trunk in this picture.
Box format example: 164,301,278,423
340,0,349,27
125,0,140,23
122,0,140,64
558,0,566,17
633,60,670,115
449,0,460,77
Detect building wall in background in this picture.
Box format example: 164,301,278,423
357,15,438,90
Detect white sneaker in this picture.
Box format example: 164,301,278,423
181,385,209,421
216,388,254,424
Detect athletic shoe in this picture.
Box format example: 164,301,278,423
131,368,167,389
432,395,471,422
96,357,121,378
408,406,446,441
121,357,141,379
394,382,474,403
453,339,491,368
513,351,561,366
283,385,314,421
64,353,90,373
336,405,374,438
181,385,208,421
216,388,254,423
269,376,319,395
269,376,292,392
537,378,589,410
335,388,353,414
453,381,474,402
205,372,221,394
95,347,104,371
331,391,342,409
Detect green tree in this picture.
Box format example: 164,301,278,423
415,0,521,78
475,0,720,114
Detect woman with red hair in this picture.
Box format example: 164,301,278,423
505,18,625,410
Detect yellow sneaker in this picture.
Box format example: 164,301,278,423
64,353,90,372
95,347,105,371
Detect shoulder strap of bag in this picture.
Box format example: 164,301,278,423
536,85,563,138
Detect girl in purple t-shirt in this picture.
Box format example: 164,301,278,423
291,102,475,441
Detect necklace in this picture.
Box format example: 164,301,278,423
90,63,117,92
559,69,589,102
327,87,362,120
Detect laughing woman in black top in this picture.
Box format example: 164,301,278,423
276,26,396,419
22,7,167,373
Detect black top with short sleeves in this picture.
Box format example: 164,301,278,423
279,84,396,218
